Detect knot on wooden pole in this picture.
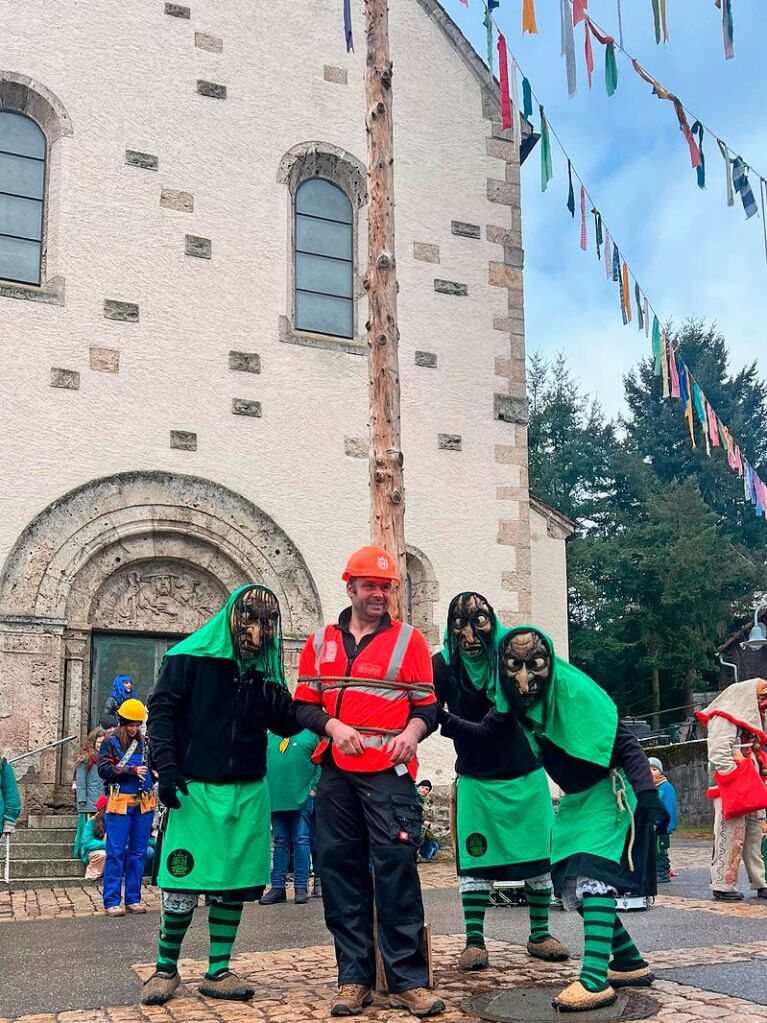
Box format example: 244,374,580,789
391,489,403,504
376,252,392,269
373,469,386,483
376,333,388,346
376,101,385,115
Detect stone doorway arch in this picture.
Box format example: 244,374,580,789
0,471,322,808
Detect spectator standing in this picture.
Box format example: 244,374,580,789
260,730,320,905
100,675,136,730
73,729,106,858
648,758,677,883
0,752,21,837
97,698,156,916
416,780,439,862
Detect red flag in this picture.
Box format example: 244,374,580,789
573,0,588,25
584,22,594,89
498,33,512,130
580,186,588,250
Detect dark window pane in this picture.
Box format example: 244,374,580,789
296,252,353,299
0,235,41,285
296,179,352,223
0,152,45,199
296,214,351,260
296,291,353,338
0,112,45,160
0,194,43,240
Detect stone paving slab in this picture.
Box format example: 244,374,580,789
7,935,767,1023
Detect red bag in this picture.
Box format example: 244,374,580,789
714,759,767,820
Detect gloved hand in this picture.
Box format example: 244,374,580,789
2,820,15,835
158,770,189,810
635,789,670,834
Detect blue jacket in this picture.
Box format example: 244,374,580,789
75,761,104,812
97,733,153,795
0,758,21,825
656,778,677,833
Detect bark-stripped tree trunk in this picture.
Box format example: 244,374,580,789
365,0,406,622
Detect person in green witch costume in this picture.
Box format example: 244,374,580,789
434,594,568,972
142,584,331,1006
440,625,669,1012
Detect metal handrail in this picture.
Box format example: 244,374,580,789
8,735,76,765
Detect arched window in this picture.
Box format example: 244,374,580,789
0,112,45,286
294,178,353,338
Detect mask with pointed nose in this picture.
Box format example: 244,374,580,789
450,593,493,659
500,630,552,711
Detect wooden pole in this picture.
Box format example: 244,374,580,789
365,0,406,621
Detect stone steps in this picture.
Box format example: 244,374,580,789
3,815,85,887
10,857,85,880
13,827,76,845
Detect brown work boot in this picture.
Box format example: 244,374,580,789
526,935,570,961
105,906,125,917
126,903,147,914
551,981,616,1012
389,988,446,1017
458,944,489,971
198,970,254,1001
330,984,374,1016
141,970,180,1005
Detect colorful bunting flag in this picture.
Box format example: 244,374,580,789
651,316,662,374
540,106,553,192
580,186,588,249
587,21,618,96
692,382,711,456
631,61,701,169
622,259,632,322
498,33,512,130
511,58,521,146
573,0,588,25
584,21,594,89
522,77,533,122
522,0,538,35
717,140,735,207
643,297,650,337
593,208,603,259
483,10,494,72
721,0,734,60
679,364,696,447
706,397,721,446
343,0,354,52
651,0,661,44
635,283,643,330
691,121,706,189
567,161,575,217
612,241,620,282
732,157,758,219
667,340,680,398
560,0,577,96
659,323,670,398
604,231,612,279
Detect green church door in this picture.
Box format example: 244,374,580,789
90,633,181,729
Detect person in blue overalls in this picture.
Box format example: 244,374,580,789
98,698,156,916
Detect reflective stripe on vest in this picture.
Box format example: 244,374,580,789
310,625,330,687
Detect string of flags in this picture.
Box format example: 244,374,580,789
478,1,766,519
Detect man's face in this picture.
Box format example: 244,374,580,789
450,593,493,658
230,588,280,657
347,578,391,623
500,631,552,710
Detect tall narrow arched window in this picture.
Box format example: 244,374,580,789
294,178,353,338
0,112,45,286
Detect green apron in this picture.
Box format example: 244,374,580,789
552,772,636,868
456,770,553,874
158,779,271,892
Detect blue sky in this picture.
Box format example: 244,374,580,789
442,0,767,416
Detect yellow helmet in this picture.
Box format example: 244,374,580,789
117,698,146,722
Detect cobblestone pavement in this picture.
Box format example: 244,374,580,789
7,935,767,1023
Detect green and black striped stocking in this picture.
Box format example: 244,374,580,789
207,901,244,977
610,915,645,969
524,884,553,942
579,895,616,991
461,890,489,947
156,908,195,974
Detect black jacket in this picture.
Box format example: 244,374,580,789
147,654,329,784
433,654,541,780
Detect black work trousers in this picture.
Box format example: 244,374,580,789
316,761,427,993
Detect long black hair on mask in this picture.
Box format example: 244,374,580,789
444,591,498,671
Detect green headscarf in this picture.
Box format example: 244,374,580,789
497,625,617,768
164,584,287,685
439,593,507,703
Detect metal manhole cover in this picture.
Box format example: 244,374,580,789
462,986,660,1023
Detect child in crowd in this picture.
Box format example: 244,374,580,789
649,757,677,882
80,795,108,879
416,779,439,862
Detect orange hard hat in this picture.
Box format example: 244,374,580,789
342,546,401,583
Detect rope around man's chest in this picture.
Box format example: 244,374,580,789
296,675,435,738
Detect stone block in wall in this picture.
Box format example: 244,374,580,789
232,398,262,418
487,178,519,206
494,394,528,424
89,347,120,373
170,430,197,450
451,221,480,239
489,262,523,290
415,351,437,368
498,520,523,546
344,437,369,458
228,351,261,374
125,150,159,171
50,368,80,390
160,188,194,213
438,434,461,451
413,242,440,264
104,299,139,322
185,235,212,259
433,279,467,297
164,2,190,17
323,65,348,84
501,562,518,587
195,32,223,52
197,80,227,100
495,443,522,464
485,137,517,163
487,225,513,246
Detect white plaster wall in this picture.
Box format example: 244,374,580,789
530,506,570,659
0,0,528,634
